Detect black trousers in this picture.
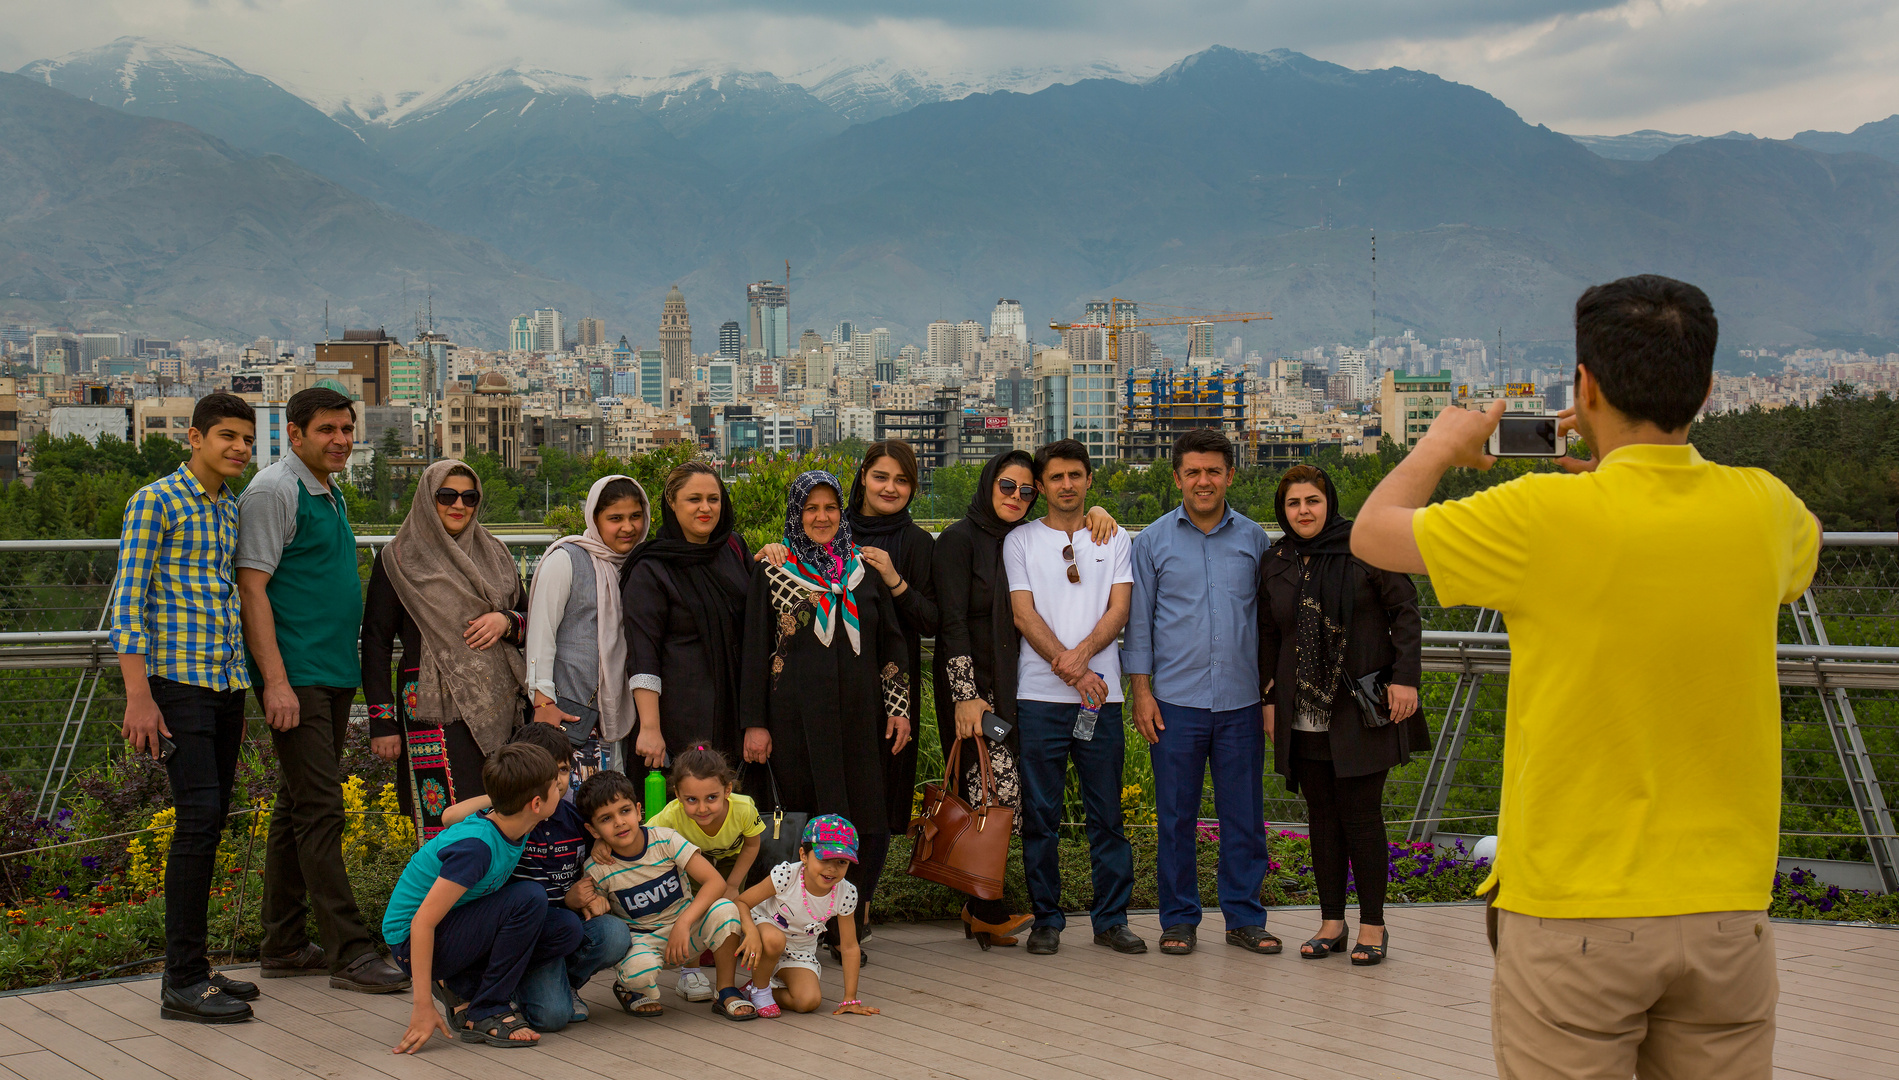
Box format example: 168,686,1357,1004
1292,735,1389,926
261,684,374,970
151,676,246,987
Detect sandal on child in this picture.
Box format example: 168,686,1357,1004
612,982,664,1017
431,981,468,1030
713,987,758,1022
460,1011,538,1047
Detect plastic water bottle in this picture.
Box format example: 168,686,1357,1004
644,768,667,818
1073,702,1100,742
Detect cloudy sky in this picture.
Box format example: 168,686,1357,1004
0,0,1892,137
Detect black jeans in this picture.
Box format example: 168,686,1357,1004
261,685,374,970
150,676,246,987
1292,740,1390,926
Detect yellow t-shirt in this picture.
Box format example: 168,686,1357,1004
1413,443,1818,919
647,792,765,865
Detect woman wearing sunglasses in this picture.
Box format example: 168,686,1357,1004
930,449,1119,949
361,460,530,839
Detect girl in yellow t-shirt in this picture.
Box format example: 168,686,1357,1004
648,747,764,1001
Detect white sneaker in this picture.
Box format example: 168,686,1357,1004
675,968,715,1002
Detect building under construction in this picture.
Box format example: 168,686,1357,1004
1119,366,1254,464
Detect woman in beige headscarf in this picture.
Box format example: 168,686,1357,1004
526,474,649,786
361,460,529,839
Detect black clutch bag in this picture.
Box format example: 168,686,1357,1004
1351,667,1394,729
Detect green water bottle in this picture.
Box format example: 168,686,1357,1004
644,768,666,819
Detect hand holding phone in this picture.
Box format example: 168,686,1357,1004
1486,413,1565,458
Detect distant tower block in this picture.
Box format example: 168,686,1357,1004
660,285,692,387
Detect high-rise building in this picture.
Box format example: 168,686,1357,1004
718,321,742,359
533,309,563,353
81,333,122,368
1336,349,1370,402
1189,322,1216,360
927,321,983,373
708,360,738,405
442,374,521,468
799,329,825,355
509,315,534,352
577,317,606,348
1032,346,1118,461
990,300,1027,345
1380,369,1455,448
1082,300,1138,326
638,349,665,408
409,331,456,399
314,328,397,405
612,335,633,371
833,322,854,345
660,285,692,385
746,282,788,359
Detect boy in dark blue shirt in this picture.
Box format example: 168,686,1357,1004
387,742,578,1053
439,723,629,1031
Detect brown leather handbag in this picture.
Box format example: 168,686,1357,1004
907,738,1012,900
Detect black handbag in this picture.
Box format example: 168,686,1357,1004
749,763,808,885
1351,666,1394,729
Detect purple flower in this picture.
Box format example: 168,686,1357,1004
80,856,100,871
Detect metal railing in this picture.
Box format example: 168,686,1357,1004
1,532,1896,887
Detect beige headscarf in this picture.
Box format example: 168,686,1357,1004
534,474,649,742
383,460,528,753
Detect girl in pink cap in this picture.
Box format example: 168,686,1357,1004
734,815,879,1017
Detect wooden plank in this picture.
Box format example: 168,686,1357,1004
0,1052,95,1080
0,999,169,1080
19,993,150,1044
81,984,367,1080
95,1037,246,1080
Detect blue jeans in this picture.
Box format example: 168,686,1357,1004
390,879,581,1024
1017,699,1133,934
1150,700,1269,930
517,909,631,1031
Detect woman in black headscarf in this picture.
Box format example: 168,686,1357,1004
844,441,939,850
1257,464,1426,967
741,470,911,950
621,460,753,766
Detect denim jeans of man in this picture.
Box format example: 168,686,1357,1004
391,879,583,1024
151,676,246,988
1150,701,1269,930
1017,699,1133,934
516,908,632,1031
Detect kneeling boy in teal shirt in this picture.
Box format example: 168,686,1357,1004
386,743,578,1052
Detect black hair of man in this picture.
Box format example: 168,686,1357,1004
1574,274,1718,433
1172,428,1235,471
1033,438,1092,480
285,386,357,432
482,743,559,815
507,721,574,764
576,770,642,823
191,392,256,434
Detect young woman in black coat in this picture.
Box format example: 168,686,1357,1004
1258,464,1426,967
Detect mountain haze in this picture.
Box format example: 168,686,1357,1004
7,39,1899,351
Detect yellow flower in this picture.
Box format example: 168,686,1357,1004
126,806,177,894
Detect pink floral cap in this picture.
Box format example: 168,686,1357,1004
802,814,859,864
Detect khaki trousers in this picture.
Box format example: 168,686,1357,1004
1491,907,1776,1080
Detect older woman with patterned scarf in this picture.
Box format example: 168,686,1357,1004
740,471,911,956
361,460,530,840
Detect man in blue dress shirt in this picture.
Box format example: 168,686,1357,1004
1125,429,1277,957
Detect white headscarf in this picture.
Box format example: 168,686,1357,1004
535,474,649,742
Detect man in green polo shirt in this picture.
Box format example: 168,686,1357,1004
237,386,408,994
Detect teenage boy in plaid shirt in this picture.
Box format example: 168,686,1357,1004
112,393,260,1024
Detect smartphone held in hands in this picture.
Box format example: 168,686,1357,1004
1487,413,1565,458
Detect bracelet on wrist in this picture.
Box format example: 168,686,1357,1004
840,999,863,1006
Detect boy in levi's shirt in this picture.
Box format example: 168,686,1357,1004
576,770,762,1021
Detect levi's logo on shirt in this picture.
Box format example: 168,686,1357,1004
613,869,683,921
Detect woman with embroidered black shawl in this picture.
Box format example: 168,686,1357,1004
1257,464,1425,967
741,470,911,947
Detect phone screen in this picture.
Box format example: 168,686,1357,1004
1497,415,1559,456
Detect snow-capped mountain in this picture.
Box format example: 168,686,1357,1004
794,56,1141,123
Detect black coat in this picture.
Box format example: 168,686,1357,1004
1257,545,1428,785
859,523,937,834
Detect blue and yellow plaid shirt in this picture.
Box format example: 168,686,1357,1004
110,464,250,691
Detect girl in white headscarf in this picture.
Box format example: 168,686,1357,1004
526,474,650,784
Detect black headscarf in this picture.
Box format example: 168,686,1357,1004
1271,467,1356,730
847,453,915,563
964,450,1039,714
621,471,748,732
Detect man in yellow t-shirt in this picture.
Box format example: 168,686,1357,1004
1352,275,1819,1080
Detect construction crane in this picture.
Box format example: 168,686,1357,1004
1049,299,1274,465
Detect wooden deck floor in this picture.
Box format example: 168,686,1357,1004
0,905,1891,1080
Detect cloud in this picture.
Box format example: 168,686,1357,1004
0,0,1890,138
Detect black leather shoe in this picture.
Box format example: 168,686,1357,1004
209,971,260,1001
330,951,412,994
160,979,254,1024
1093,925,1148,954
1025,927,1061,955
259,943,327,978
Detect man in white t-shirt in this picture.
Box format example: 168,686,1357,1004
1003,439,1144,957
